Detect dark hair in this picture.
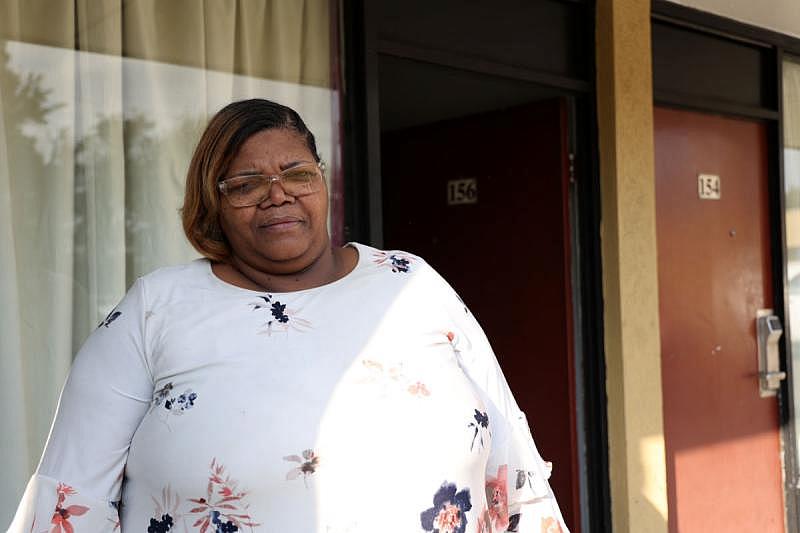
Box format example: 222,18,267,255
182,99,320,261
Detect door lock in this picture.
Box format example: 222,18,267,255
757,309,785,397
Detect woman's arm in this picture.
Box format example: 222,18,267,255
432,267,570,533
8,278,154,532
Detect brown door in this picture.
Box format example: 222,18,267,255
655,107,784,532
381,99,580,531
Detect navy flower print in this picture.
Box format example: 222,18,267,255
98,309,121,328
153,381,173,406
152,383,173,407
507,513,521,532
420,482,472,533
150,383,198,428
389,255,410,272
152,383,197,415
211,510,238,532
372,251,416,273
270,301,289,323
164,390,197,413
149,486,182,532
147,513,173,533
516,469,535,490
468,409,490,451
251,295,311,335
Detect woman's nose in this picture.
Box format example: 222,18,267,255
258,178,294,208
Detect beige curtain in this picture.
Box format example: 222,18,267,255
0,0,333,525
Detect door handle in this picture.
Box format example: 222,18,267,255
757,309,785,397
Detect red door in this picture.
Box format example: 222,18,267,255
381,99,580,531
655,107,784,532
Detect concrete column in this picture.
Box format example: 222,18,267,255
595,0,669,531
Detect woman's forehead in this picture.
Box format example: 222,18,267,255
239,129,309,155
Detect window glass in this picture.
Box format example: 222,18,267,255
0,0,338,519
783,55,800,474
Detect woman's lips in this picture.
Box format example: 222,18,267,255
258,216,302,231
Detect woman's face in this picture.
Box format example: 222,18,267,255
217,128,329,273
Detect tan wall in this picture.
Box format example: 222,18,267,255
668,0,800,39
596,0,669,531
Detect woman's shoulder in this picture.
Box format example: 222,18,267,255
128,259,215,307
137,258,209,286
349,242,454,290
350,242,436,277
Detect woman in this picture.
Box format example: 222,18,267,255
9,99,568,533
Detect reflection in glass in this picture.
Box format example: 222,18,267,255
0,2,336,522
783,56,800,477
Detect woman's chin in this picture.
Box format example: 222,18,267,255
254,240,322,270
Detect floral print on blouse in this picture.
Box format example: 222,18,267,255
51,483,90,533
420,482,473,533
8,243,568,533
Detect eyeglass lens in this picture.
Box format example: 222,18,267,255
222,165,320,206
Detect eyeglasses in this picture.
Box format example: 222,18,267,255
217,162,324,207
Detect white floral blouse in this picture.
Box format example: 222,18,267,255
9,243,568,533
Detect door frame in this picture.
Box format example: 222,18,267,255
651,2,800,530
339,1,611,531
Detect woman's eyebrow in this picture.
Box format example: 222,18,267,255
227,160,313,178
279,160,313,171
228,168,260,177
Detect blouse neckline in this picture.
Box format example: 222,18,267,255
201,242,365,297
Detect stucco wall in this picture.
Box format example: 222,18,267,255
596,0,668,531
668,0,800,39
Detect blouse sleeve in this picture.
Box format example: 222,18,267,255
8,278,154,532
435,271,570,533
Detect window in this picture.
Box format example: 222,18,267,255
783,55,800,481
0,1,339,520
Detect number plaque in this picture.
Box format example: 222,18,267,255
698,174,721,200
447,178,478,205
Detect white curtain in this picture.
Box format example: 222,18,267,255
0,0,334,524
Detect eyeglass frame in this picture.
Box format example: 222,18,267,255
217,161,326,207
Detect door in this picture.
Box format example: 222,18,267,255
655,107,784,531
381,99,581,531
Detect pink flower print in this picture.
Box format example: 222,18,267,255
284,449,319,487
475,508,491,533
408,381,431,397
356,359,403,389
434,504,462,532
485,465,509,531
541,516,565,533
187,458,259,531
50,483,89,533
357,359,432,397
359,359,403,382
442,329,472,352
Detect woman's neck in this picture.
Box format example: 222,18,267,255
213,245,357,293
